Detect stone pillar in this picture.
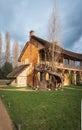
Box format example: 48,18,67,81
37,72,40,81
79,72,82,81
74,71,77,85
62,70,65,86
68,70,71,85
46,73,49,81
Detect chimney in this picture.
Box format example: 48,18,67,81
29,30,34,39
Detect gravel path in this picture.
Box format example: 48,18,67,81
0,99,13,130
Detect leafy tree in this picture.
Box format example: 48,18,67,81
0,69,5,79
0,62,13,79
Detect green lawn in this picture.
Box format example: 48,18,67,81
65,85,82,90
0,86,82,130
0,85,33,90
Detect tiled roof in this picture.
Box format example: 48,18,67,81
18,36,50,62
32,35,50,48
18,35,82,62
62,49,82,61
7,65,29,78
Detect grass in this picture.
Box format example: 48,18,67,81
64,85,82,90
0,86,82,130
0,85,17,89
0,85,32,89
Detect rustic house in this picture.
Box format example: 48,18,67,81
7,31,82,89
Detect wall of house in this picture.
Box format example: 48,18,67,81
16,76,27,87
19,42,42,86
17,66,34,87
11,65,34,87
10,79,17,86
10,66,34,87
10,67,28,87
21,43,39,65
27,72,34,86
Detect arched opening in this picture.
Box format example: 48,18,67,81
76,71,80,85
63,70,69,86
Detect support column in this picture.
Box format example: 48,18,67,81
74,71,77,85
68,70,71,85
62,70,65,86
37,72,40,81
79,72,82,81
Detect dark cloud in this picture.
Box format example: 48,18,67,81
0,0,82,53
60,0,82,51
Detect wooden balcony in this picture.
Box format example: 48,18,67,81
35,61,82,72
56,64,82,71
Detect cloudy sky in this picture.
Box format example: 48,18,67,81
0,0,82,53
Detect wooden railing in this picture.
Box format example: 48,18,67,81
63,64,82,70
35,61,82,71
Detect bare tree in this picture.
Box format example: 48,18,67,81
5,32,10,62
12,40,19,68
0,33,2,67
19,44,24,56
48,0,62,68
